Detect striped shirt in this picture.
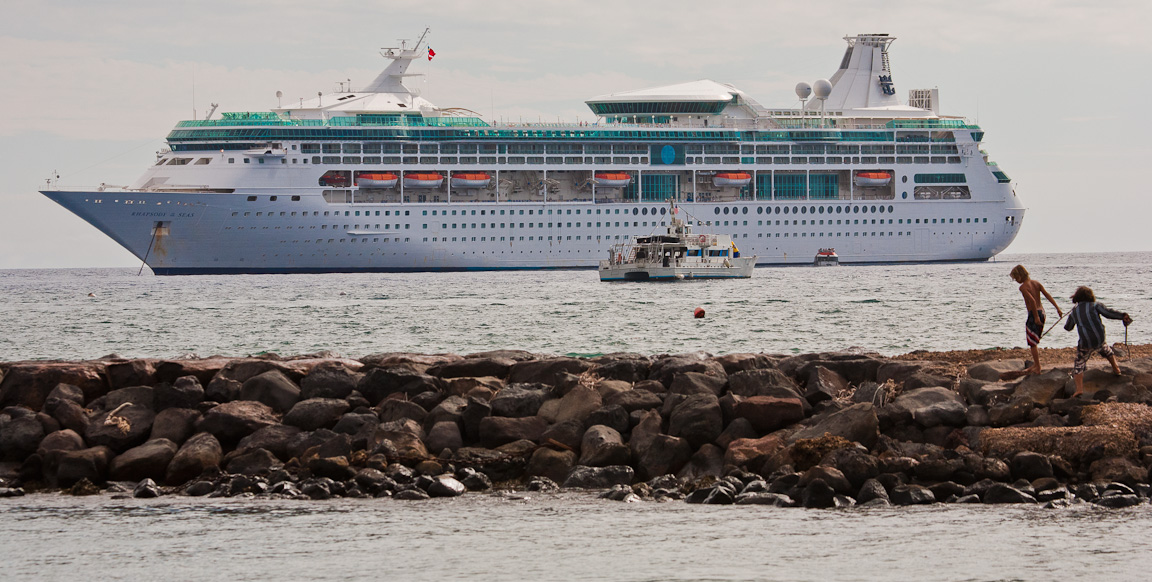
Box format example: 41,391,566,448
1064,301,1127,349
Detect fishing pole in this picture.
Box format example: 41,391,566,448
1039,310,1069,340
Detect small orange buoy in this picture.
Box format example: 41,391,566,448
693,307,705,318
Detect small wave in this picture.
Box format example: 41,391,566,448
850,299,882,304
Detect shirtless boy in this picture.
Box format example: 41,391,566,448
1010,265,1063,374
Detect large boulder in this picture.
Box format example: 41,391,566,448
489,385,552,418
0,362,106,411
791,355,885,385
477,416,548,448
153,358,230,387
357,367,445,405
727,368,802,399
677,443,725,481
0,416,45,462
507,358,594,386
197,401,278,445
804,366,848,405
605,389,662,413
109,438,178,482
562,465,634,489
225,448,282,475
86,404,155,453
300,362,363,400
724,434,786,469
592,357,652,383
648,354,726,389
967,360,1028,383
425,421,464,455
106,359,157,389
154,376,204,411
1012,370,1069,406
377,399,428,424
166,432,223,485
425,396,470,431
239,370,301,413
525,447,577,484
733,396,806,433
634,434,693,481
578,425,631,467
235,424,302,461
792,403,879,449
668,394,723,449
668,372,727,396
149,408,200,446
370,425,430,461
889,387,967,428
543,385,602,425
55,446,114,487
102,386,155,411
427,357,515,380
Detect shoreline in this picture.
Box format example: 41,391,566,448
2,345,1151,507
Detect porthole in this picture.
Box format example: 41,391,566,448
871,205,877,213
888,205,894,213
902,175,908,183
642,207,648,215
818,206,825,214
741,207,748,215
660,207,666,215
879,205,885,213
902,192,907,199
724,207,730,215
633,207,639,215
853,206,859,214
774,207,781,214
757,207,764,214
801,206,807,214
714,207,721,215
784,207,790,214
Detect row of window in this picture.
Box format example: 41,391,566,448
216,155,967,167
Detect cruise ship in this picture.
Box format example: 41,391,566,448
41,31,1024,274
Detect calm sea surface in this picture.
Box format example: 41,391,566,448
3,252,1151,581
0,252,1148,361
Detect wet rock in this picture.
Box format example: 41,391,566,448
801,478,837,508
677,444,725,481
857,478,890,504
0,362,106,411
725,434,785,469
455,467,491,491
490,385,552,418
1089,457,1146,486
1093,494,1143,508
308,456,355,481
507,358,594,386
792,402,879,448
0,486,26,497
68,477,102,496
429,357,515,380
1,416,45,462
579,425,631,467
477,416,547,448
590,404,632,435
733,396,805,433
915,458,965,483
734,492,793,506
239,370,300,413
86,404,155,453
525,447,577,484
150,408,201,446
427,475,466,497
890,484,936,505
109,439,178,482
801,465,853,495
299,362,363,400
928,481,966,501
56,446,114,487
668,394,723,449
562,465,634,489
525,476,560,492
631,434,691,482
820,447,879,490
226,448,282,475
600,483,640,502
197,401,278,445
283,398,350,431
133,477,162,498
425,421,464,455
1010,451,1053,481
166,432,223,485
153,376,204,412
982,483,1037,504
235,424,301,461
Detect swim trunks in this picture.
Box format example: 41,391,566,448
1026,309,1045,347
1073,344,1114,374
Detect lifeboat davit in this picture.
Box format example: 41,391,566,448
356,173,399,188
594,172,632,188
404,172,444,189
854,171,892,187
712,172,752,188
451,172,492,188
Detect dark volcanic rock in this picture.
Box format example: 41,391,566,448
150,408,201,446
477,416,547,448
890,484,936,505
1,416,45,462
0,362,106,411
103,386,155,411
890,387,967,428
425,396,469,431
539,419,585,452
733,396,805,433
283,398,350,431
489,385,552,418
358,367,445,405
225,448,282,475
133,478,162,499
154,376,205,411
300,362,363,400
585,405,629,436
235,424,302,461
86,404,155,453
727,368,802,399
792,402,879,448
428,357,514,380
605,389,662,413
1010,451,1054,482
377,398,428,424
106,360,156,390
982,483,1037,504
669,372,726,396
562,465,634,489
166,432,224,485
109,438,178,482
804,366,848,405
647,354,726,389
592,358,651,383
427,475,466,497
578,425,631,467
525,447,577,484
240,370,301,413
668,394,723,449
56,446,114,487
507,358,594,386
801,478,837,508
197,401,278,445
425,421,464,455
857,478,890,504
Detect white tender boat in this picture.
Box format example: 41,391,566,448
599,204,756,281
814,248,840,266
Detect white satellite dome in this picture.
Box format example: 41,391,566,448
795,82,812,100
813,79,833,99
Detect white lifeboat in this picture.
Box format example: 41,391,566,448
712,172,752,188
356,173,399,188
451,172,493,188
404,172,444,189
854,171,892,187
594,172,632,188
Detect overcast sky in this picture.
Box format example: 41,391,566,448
2,0,1150,268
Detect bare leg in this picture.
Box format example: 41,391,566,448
1107,353,1122,375
1027,345,1042,374
1071,372,1085,397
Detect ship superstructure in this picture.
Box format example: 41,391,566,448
42,31,1024,274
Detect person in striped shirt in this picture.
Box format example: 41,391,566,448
1064,285,1132,397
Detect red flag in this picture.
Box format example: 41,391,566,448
427,47,436,61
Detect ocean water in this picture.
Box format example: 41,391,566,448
1,494,1149,582
0,252,1149,362
3,252,1152,582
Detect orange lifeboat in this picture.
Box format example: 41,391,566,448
594,172,632,188
404,172,444,189
854,171,892,187
451,172,492,188
356,172,399,188
712,172,752,188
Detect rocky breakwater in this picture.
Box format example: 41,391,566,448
2,349,1152,508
